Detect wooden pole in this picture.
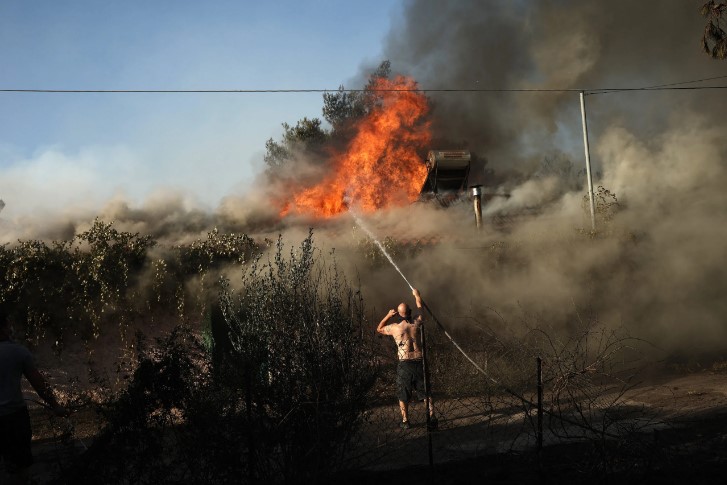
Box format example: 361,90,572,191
537,356,543,451
420,323,434,466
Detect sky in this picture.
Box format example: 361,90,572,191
0,1,402,216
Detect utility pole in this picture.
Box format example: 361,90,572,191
579,91,596,231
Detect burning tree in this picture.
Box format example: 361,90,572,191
282,75,430,218
264,61,393,174
264,61,432,219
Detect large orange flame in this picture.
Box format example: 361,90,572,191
282,76,431,218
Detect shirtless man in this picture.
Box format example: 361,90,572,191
377,288,436,430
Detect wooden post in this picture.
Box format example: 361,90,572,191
246,365,256,483
421,324,434,466
537,356,543,451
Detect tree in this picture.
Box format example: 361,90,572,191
263,117,329,171
702,1,727,59
263,60,394,174
322,60,391,133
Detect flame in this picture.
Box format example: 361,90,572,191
282,76,431,218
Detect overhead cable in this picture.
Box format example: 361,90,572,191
1,85,727,95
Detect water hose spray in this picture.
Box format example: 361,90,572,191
347,206,619,439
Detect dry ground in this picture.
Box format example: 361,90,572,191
9,364,727,484
342,365,727,484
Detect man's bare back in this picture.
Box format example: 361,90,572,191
382,318,422,360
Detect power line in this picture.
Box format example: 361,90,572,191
589,87,727,95
586,75,727,94
0,88,581,93
1,85,726,95
639,73,727,89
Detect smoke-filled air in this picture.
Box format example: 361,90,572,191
372,0,727,354
6,2,727,483
3,0,726,355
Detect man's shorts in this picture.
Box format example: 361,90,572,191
397,359,427,403
0,407,33,474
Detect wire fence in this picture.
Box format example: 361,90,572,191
338,314,669,475
17,315,715,483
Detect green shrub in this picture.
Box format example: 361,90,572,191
58,232,377,484
0,220,156,346
218,230,377,482
0,221,260,348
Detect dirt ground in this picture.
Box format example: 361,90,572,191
341,365,727,484
10,364,727,484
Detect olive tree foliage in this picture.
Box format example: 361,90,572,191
58,232,376,484
0,220,258,350
263,60,392,173
263,117,330,171
702,1,727,59
215,231,378,482
322,60,392,133
0,220,155,347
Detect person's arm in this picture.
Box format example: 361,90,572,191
412,288,423,310
24,368,68,417
377,309,397,335
412,289,424,325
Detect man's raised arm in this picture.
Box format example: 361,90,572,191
377,309,397,335
412,288,423,310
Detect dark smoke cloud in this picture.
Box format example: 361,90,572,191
383,0,726,185
334,0,727,354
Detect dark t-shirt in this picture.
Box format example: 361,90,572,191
0,341,35,416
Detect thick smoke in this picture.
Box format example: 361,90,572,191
382,0,726,182
343,0,727,353
3,1,726,357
